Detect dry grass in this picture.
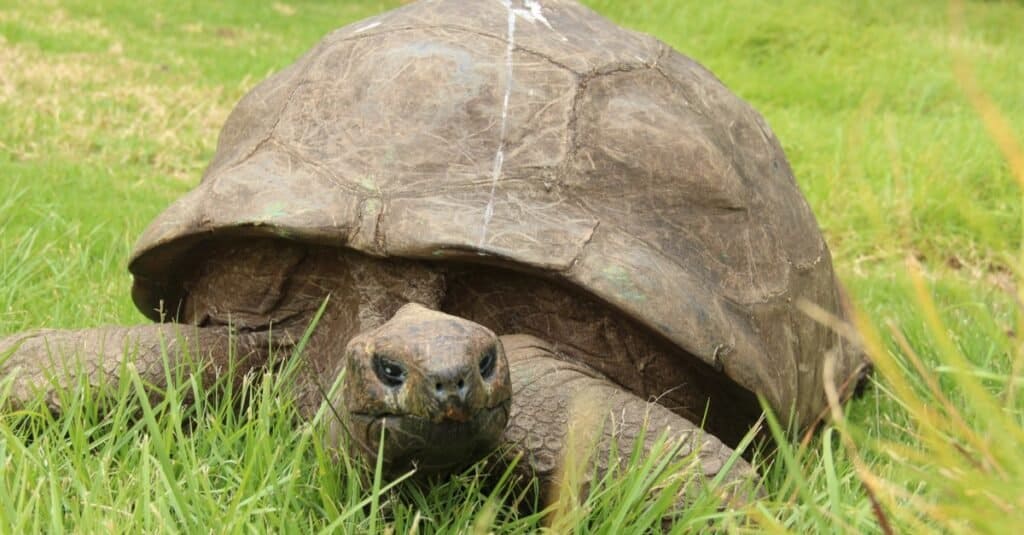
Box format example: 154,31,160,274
0,36,230,182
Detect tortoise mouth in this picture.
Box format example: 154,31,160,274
349,400,510,476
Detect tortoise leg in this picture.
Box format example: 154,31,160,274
0,325,280,411
499,334,760,510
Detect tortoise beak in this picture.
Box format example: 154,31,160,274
344,401,510,477
442,403,471,423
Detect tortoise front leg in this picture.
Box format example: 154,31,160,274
0,324,280,412
499,334,760,511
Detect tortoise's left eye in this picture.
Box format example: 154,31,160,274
373,354,407,387
479,345,497,379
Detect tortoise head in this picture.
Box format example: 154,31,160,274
331,303,511,476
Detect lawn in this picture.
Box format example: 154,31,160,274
1,0,1022,532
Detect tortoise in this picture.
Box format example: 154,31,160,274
0,0,867,507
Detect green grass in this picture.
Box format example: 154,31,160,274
1,0,1023,532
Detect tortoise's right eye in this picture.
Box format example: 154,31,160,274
372,355,406,387
479,345,497,379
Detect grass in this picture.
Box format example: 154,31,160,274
1,0,1022,532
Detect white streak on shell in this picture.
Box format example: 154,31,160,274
479,0,517,247
513,0,553,29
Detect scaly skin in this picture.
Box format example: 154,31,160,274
0,325,284,412
0,308,757,511
499,335,757,506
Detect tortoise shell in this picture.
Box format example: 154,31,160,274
129,0,866,430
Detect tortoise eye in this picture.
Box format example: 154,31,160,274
479,345,497,379
372,355,406,387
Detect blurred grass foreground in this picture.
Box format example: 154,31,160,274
1,0,1023,532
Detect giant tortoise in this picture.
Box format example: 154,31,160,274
0,0,867,508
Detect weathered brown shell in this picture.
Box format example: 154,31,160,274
129,0,866,429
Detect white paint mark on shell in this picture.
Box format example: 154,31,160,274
514,0,568,42
513,0,553,29
352,21,381,34
479,0,518,247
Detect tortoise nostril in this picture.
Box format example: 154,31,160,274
432,372,471,401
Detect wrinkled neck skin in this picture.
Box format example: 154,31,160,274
255,249,515,477
185,240,514,476
183,240,480,474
